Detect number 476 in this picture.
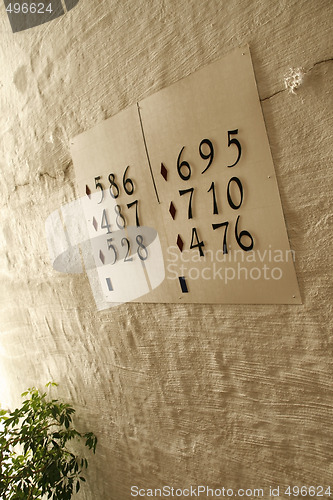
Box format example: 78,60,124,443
190,215,254,258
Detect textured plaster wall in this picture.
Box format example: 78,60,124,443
0,1,332,499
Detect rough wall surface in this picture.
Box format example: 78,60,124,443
0,1,332,499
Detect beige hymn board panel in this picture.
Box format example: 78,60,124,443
70,46,301,305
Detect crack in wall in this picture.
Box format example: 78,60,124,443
260,57,333,102
310,57,333,71
3,162,73,207
261,88,285,102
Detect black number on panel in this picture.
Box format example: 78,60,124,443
190,227,205,257
177,146,191,181
227,129,241,168
212,221,229,254
179,188,194,219
121,238,133,262
208,181,219,215
200,139,214,174
136,235,148,261
101,209,112,234
108,174,120,199
123,166,134,195
235,215,254,251
115,205,126,229
95,176,104,204
127,200,140,227
107,238,117,264
227,177,243,210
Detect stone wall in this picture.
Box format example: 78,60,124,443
0,1,332,498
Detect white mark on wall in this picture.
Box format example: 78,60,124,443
284,67,305,94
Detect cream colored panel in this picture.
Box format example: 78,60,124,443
70,47,301,304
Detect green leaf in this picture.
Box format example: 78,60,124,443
0,382,96,499
46,381,58,388
51,406,59,418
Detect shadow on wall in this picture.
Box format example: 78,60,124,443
4,0,80,33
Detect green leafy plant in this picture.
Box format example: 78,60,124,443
0,382,97,499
